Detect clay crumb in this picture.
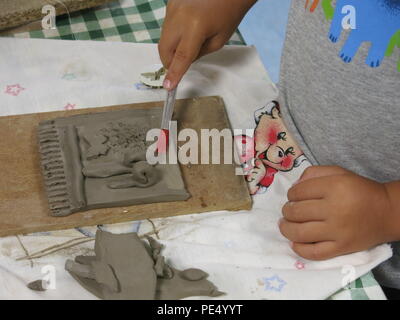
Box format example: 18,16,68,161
27,279,46,291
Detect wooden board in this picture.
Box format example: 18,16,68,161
0,0,115,32
0,96,252,237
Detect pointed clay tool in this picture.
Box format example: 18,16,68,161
157,86,177,154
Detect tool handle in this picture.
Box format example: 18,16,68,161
161,87,177,130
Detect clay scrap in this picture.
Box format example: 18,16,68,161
65,230,224,300
37,108,189,217
140,66,166,88
27,279,47,292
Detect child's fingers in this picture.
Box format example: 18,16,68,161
158,0,181,68
198,35,226,58
287,178,327,202
299,165,349,183
291,241,338,261
282,200,327,222
279,220,331,243
158,25,181,70
163,32,205,90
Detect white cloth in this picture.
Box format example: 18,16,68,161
0,38,392,299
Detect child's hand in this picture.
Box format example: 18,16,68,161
279,166,399,260
158,0,256,90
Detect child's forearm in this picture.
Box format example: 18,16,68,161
383,181,400,241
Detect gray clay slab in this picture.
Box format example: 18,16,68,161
37,108,190,216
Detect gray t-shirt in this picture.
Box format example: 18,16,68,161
278,0,400,289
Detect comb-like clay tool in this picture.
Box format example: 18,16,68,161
157,86,177,154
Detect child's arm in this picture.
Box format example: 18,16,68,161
158,0,257,90
279,166,400,260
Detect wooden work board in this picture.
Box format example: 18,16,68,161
0,96,252,237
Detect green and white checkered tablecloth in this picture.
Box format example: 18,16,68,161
9,0,244,45
330,271,386,300
4,0,387,300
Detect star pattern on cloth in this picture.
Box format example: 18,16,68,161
295,260,305,270
223,240,236,248
62,73,77,80
64,103,76,110
4,84,25,96
263,275,287,292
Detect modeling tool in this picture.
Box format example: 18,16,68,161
157,87,177,154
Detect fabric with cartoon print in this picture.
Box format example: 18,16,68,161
0,37,392,300
236,101,305,195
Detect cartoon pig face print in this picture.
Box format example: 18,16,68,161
254,103,303,172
